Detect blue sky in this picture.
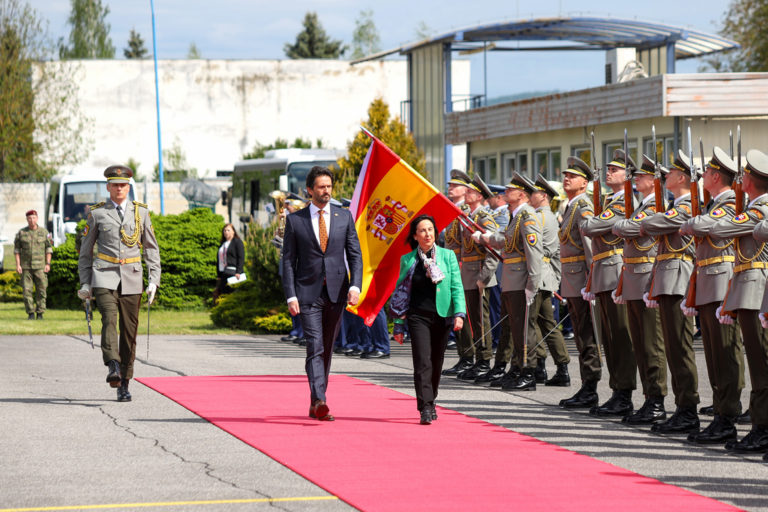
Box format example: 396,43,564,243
31,0,734,98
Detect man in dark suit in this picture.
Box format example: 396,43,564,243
282,166,363,421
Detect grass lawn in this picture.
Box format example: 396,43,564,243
2,244,14,273
0,302,251,336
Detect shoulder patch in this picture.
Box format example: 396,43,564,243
83,224,90,237
732,213,749,224
526,233,538,246
632,211,647,221
709,208,726,218
749,208,765,221
663,209,679,218
90,201,106,210
599,210,615,220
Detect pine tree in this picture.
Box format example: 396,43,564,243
284,12,347,59
59,0,115,59
123,28,147,59
187,42,201,59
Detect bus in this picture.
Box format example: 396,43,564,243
45,170,136,247
229,148,344,235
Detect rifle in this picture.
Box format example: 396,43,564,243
683,127,701,309
84,298,94,349
615,129,633,298
735,125,744,214
584,131,601,295
456,212,503,261
652,125,665,211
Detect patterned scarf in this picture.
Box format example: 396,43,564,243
418,245,445,284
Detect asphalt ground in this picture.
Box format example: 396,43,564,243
1,333,767,512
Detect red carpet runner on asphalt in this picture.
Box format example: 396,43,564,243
137,375,739,512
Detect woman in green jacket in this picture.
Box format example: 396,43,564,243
392,214,466,424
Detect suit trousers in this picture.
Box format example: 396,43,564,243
94,286,141,380
658,295,699,409
465,288,493,362
300,287,345,403
566,295,602,383
626,299,667,398
736,309,768,427
408,309,451,411
596,291,637,392
699,302,744,417
530,290,570,366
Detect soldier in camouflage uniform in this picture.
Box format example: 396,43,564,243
14,210,52,320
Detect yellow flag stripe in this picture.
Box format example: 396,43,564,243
0,496,339,512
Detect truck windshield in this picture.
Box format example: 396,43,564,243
62,182,134,222
286,160,338,195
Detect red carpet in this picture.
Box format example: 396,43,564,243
137,375,739,511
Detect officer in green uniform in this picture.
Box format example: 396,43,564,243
14,209,52,320
77,165,161,402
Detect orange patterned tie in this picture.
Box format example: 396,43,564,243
318,209,328,253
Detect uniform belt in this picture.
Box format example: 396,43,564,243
656,253,693,262
697,255,735,267
97,253,141,265
462,255,485,262
503,257,526,264
734,261,768,273
561,255,585,263
624,256,654,264
593,248,623,261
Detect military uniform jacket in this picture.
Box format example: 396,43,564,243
641,194,694,297
78,201,162,295
684,189,737,306
581,191,633,294
443,202,467,258
558,193,594,298
492,205,510,231
14,227,52,270
459,205,499,290
612,196,658,301
487,203,542,293
536,206,561,292
712,193,768,311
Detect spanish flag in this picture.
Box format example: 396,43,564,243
347,130,463,326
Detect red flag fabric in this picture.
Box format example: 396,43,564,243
347,132,462,326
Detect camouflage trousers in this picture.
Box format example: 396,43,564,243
21,268,47,314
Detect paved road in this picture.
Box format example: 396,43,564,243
1,333,766,511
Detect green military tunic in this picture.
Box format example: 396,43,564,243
14,226,52,315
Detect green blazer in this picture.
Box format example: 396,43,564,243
396,245,466,318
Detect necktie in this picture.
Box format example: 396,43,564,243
116,205,124,222
318,210,328,253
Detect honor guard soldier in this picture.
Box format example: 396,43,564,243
640,149,699,434
77,165,161,402
441,170,476,376
457,175,499,382
481,172,542,390
714,149,768,454
529,174,571,386
558,157,602,408
680,146,746,444
581,149,638,417
611,155,668,424
14,209,52,320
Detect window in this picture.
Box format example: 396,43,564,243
604,141,638,167
533,148,562,181
471,156,499,184
571,145,591,165
501,151,528,183
643,135,676,168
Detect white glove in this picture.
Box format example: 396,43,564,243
471,231,483,242
611,289,625,305
679,220,693,236
525,288,536,306
146,283,157,305
760,312,768,329
643,292,658,309
581,287,595,302
77,284,91,300
716,305,734,325
680,301,697,317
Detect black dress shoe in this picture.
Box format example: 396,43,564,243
280,334,297,342
117,379,132,402
27,313,35,320
458,360,490,381
491,366,520,388
36,313,43,320
297,338,307,346
545,363,571,387
651,407,699,434
430,405,438,421
560,380,598,408
442,358,474,376
688,415,737,444
699,404,714,415
622,396,665,425
475,364,506,385
345,349,363,357
106,360,121,387
333,346,346,354
503,367,536,391
563,331,575,340
737,409,751,425
420,408,432,425
590,390,633,417
446,339,457,350
361,350,389,359
533,359,547,383
725,426,768,452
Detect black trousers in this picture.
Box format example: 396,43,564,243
300,287,345,403
408,309,452,411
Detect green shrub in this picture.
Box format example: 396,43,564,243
253,314,292,333
0,271,22,302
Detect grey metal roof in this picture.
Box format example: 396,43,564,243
353,16,738,63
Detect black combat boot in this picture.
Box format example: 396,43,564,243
442,358,474,376
688,415,737,444
560,380,598,408
545,363,571,387
491,365,520,388
117,379,132,402
503,367,536,391
622,396,665,424
590,390,633,417
533,359,547,383
458,360,490,381
651,407,699,434
475,364,506,385
725,426,768,452
106,360,122,387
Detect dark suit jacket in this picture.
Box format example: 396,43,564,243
282,204,363,304
218,237,245,276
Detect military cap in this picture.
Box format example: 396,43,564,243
468,174,494,199
607,149,637,171
506,171,536,195
534,174,559,199
104,165,133,183
25,209,37,217
563,156,594,181
707,146,738,176
745,149,768,179
670,149,699,177
487,184,506,196
448,169,471,186
635,154,669,177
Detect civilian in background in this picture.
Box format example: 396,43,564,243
214,223,245,302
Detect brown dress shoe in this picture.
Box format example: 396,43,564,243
311,400,334,421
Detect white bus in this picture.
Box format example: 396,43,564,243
45,170,136,246
229,148,344,235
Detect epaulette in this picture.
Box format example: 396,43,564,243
749,208,765,220
678,204,692,214
90,201,106,210
577,199,590,209
460,203,471,213
132,200,149,208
